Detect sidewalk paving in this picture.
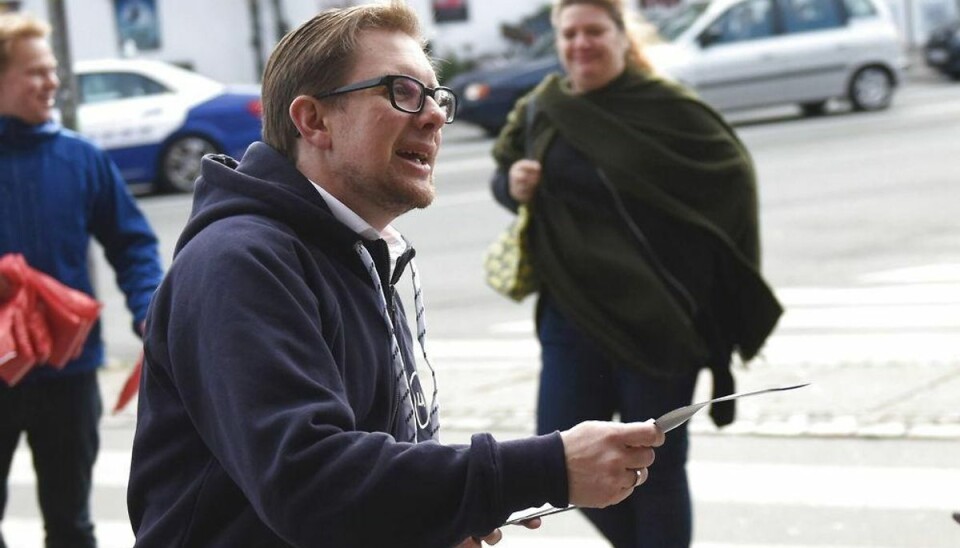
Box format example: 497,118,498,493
99,347,960,441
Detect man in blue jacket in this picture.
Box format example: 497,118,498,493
0,12,163,548
127,2,665,547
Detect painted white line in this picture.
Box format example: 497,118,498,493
11,451,958,513
428,330,960,366
688,461,960,511
777,304,960,329
9,448,131,488
0,516,916,548
776,283,960,305
1,518,134,548
434,155,495,175
761,331,960,363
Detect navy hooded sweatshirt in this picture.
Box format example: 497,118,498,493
127,142,568,547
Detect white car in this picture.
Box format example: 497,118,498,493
646,0,907,114
74,59,262,192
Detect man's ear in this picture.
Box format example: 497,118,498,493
289,95,332,149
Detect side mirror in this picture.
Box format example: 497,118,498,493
698,26,723,48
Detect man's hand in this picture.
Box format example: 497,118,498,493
455,518,541,547
455,529,502,547
560,420,665,508
0,274,11,302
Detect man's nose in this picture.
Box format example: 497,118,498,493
45,70,60,89
417,95,448,128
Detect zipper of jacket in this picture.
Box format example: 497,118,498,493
595,168,699,321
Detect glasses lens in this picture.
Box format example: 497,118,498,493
435,89,457,122
391,77,423,113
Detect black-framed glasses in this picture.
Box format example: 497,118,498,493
314,74,458,124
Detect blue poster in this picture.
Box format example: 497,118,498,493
115,0,161,51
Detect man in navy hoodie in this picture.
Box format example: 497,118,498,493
0,12,163,548
127,2,665,547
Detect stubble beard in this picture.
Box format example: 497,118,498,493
343,167,436,219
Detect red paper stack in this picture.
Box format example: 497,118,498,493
0,253,102,386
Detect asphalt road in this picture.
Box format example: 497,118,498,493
4,72,959,547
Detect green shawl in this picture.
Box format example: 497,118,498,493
493,68,782,379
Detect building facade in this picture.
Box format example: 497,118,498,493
10,0,958,86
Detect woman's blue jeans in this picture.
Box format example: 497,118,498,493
537,299,698,548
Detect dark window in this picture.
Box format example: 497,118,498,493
705,0,776,44
779,0,846,32
842,0,877,18
78,72,169,105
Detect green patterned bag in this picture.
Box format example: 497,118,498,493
483,204,538,302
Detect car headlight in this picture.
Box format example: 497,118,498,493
464,83,490,102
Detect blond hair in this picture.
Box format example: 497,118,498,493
261,0,423,159
0,12,50,73
551,0,653,72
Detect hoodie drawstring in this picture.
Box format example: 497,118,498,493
354,242,440,443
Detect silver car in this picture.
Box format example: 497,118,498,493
647,0,907,114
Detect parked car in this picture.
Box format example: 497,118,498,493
923,19,960,80
448,0,905,134
73,59,262,193
446,33,560,135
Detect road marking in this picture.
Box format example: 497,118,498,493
9,450,953,548
1,519,134,548
0,516,914,548
468,275,960,365
10,449,959,512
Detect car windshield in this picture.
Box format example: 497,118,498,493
656,2,710,41
522,31,557,59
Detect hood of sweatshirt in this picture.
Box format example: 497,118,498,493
176,142,378,268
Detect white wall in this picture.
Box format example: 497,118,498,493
20,0,949,87
428,0,546,62
20,0,262,83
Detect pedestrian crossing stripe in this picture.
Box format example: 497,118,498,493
9,449,960,512
0,517,932,548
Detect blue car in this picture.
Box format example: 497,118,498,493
447,37,562,136
924,19,960,80
75,59,263,193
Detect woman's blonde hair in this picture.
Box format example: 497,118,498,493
0,13,50,73
551,0,655,72
261,0,422,159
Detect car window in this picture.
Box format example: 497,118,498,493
779,0,846,32
657,1,710,41
841,0,877,18
78,72,170,105
705,0,776,44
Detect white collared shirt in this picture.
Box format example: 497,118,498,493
310,181,407,278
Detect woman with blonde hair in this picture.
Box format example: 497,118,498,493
490,0,782,545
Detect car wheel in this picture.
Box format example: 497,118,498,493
160,136,219,193
848,67,893,111
800,101,827,117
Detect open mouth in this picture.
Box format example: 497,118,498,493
397,149,429,166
